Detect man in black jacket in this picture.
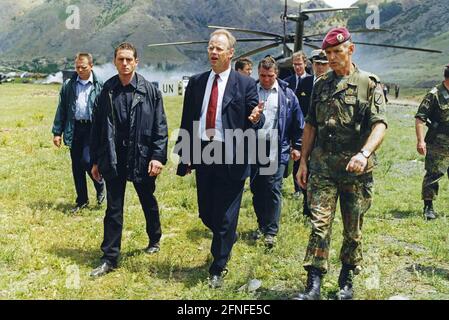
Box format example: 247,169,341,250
89,43,168,277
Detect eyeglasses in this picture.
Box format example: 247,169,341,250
207,45,227,53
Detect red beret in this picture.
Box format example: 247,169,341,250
322,27,351,50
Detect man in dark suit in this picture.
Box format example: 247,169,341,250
284,51,314,217
175,29,264,288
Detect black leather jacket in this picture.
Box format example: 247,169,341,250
90,73,168,183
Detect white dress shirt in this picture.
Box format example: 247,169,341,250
295,72,309,91
258,81,279,137
199,67,231,142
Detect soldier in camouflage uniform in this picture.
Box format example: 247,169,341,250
293,27,388,300
415,65,449,220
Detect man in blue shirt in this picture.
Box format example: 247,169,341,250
52,53,105,213
250,56,304,248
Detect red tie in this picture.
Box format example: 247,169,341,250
206,74,219,136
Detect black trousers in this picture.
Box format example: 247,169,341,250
70,122,104,205
195,163,244,275
250,164,286,236
101,148,161,266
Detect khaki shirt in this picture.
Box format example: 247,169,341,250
306,65,387,178
415,83,449,147
416,83,449,172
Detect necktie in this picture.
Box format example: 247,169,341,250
206,74,219,138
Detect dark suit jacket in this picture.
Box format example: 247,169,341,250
175,69,263,181
284,74,314,118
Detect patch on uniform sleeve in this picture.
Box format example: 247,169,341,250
442,90,449,101
374,84,385,105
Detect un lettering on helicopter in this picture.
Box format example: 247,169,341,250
153,77,190,97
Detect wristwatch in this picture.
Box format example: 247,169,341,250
360,149,371,159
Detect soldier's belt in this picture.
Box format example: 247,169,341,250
318,141,360,153
436,125,449,135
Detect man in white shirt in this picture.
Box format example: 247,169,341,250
250,56,304,248
176,29,264,289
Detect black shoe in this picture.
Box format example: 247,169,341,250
97,191,106,205
250,229,263,241
90,261,115,278
70,202,88,214
293,267,322,300
264,234,276,249
144,243,160,254
424,206,436,220
208,269,228,289
336,264,355,300
208,274,223,289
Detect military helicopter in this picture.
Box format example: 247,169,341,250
148,0,441,78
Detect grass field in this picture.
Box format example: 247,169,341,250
0,83,448,300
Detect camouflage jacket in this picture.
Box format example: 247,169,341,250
415,83,449,147
306,65,387,178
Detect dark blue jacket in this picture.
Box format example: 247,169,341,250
176,69,264,181
90,73,168,183
278,79,304,165
51,71,103,148
284,73,313,118
259,79,304,166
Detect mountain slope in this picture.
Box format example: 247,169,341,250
0,0,291,65
0,0,447,86
344,0,449,85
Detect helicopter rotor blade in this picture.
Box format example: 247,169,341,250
286,6,358,22
235,38,282,43
352,41,442,53
303,43,321,50
208,25,283,38
306,39,442,53
148,37,282,48
304,28,388,38
232,42,281,61
148,40,210,47
300,7,358,14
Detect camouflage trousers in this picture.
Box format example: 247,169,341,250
303,172,373,274
422,171,449,200
422,146,449,200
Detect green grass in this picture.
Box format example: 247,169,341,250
0,83,449,300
